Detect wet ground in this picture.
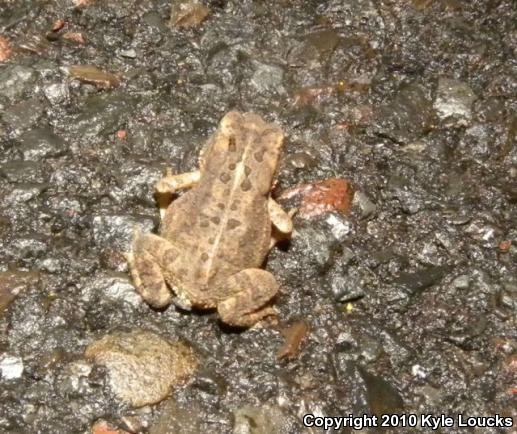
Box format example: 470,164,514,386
0,0,516,433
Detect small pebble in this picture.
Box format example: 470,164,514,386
85,330,198,407
453,275,470,289
0,355,24,380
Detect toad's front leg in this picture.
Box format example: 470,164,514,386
215,268,279,327
155,169,201,218
268,197,293,248
127,229,178,308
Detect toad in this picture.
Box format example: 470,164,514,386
128,111,292,327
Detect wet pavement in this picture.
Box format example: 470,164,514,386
0,0,516,433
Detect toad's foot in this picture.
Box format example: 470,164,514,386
128,229,177,308
216,268,279,327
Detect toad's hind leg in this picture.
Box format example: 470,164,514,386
128,230,177,308
216,269,279,327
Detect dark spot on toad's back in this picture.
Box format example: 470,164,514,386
227,219,241,230
219,172,231,183
254,151,264,162
241,179,252,191
228,136,237,151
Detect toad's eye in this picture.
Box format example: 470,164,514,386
228,136,236,152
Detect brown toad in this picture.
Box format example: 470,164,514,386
128,111,292,327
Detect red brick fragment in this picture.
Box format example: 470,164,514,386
62,32,86,44
499,240,511,253
279,178,354,219
92,419,130,434
52,19,66,31
0,37,12,62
